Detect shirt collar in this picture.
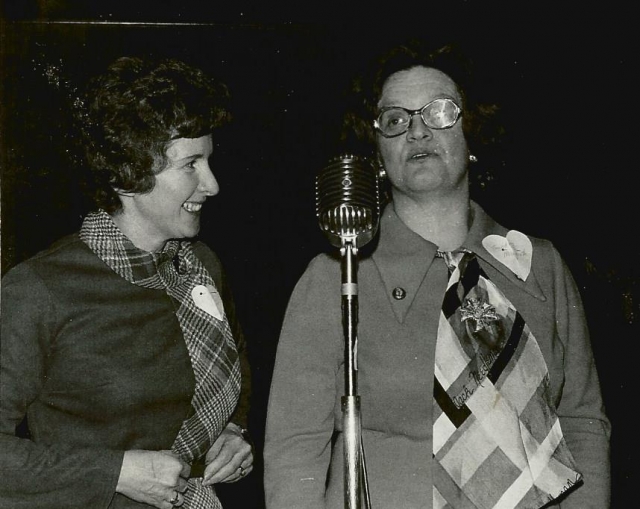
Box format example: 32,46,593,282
372,201,546,322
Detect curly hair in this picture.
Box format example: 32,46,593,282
340,39,503,165
79,56,231,213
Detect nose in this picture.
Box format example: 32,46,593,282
198,162,219,196
406,113,433,141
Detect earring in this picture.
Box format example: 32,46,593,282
376,156,387,179
469,154,478,163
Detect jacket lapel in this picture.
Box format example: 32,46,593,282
372,205,439,323
463,203,547,302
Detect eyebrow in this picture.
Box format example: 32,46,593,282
379,93,458,108
174,152,209,162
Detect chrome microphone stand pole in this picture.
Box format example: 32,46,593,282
340,238,364,509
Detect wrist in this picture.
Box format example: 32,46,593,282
227,422,251,443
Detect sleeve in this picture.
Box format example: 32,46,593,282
263,255,343,509
219,262,251,430
551,248,611,509
0,264,123,509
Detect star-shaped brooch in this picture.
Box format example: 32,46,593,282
460,298,499,333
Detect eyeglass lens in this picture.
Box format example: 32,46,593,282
377,98,459,136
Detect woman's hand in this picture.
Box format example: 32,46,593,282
116,450,190,509
202,423,253,486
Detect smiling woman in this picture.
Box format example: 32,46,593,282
0,56,253,509
114,135,219,252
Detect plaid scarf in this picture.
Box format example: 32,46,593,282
433,251,582,509
80,210,241,509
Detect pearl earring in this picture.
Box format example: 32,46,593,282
469,154,478,163
376,158,387,179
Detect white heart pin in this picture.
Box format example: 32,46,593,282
481,230,532,281
191,284,223,320
206,284,225,320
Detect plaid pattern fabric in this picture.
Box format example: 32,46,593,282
80,211,241,509
433,251,582,509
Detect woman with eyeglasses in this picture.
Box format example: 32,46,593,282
1,56,253,509
264,40,610,508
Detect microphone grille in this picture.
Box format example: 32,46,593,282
315,154,380,248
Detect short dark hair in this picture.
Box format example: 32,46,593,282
340,39,503,162
80,56,230,213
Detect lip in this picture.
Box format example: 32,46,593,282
407,150,437,162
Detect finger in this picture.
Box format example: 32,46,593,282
240,451,254,470
179,460,191,479
166,489,184,507
202,436,252,485
202,449,238,484
172,492,185,507
158,450,190,480
202,452,252,485
229,463,254,483
176,477,189,493
238,464,253,478
227,464,254,483
203,460,237,485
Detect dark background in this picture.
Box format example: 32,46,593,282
1,2,636,508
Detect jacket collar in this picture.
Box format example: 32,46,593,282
462,203,546,301
372,201,546,323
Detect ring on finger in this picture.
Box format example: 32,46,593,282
238,466,246,476
169,490,180,505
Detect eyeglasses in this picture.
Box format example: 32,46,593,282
374,98,462,138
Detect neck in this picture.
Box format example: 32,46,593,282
110,211,166,253
392,188,470,251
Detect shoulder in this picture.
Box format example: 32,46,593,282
190,240,223,278
472,203,566,272
191,240,221,264
2,233,97,284
288,252,341,301
190,241,237,297
525,234,567,277
303,252,341,280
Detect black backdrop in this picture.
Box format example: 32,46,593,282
1,3,636,508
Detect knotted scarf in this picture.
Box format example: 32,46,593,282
80,210,241,509
432,250,581,509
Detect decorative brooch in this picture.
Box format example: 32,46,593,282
460,298,499,333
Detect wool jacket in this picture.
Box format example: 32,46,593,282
0,234,250,509
264,201,610,509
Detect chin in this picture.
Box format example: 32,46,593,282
179,215,201,237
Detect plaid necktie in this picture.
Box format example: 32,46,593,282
432,250,582,509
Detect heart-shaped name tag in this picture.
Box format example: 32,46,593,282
191,284,224,320
481,230,532,281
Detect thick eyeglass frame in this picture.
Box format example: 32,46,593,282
373,97,462,138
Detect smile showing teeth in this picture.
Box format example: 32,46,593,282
182,202,203,213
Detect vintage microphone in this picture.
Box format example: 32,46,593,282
316,154,380,509
316,154,380,249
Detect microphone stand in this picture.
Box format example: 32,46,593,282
341,239,371,509
315,153,379,508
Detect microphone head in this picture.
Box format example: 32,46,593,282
315,154,381,248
